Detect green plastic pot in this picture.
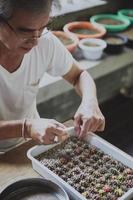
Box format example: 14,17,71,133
118,9,133,24
90,14,130,32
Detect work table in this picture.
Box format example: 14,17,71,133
0,140,39,193
0,120,73,193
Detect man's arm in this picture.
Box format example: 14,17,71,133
63,62,97,101
0,120,22,140
63,62,105,137
0,119,68,144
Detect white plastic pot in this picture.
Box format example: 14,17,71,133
79,38,107,60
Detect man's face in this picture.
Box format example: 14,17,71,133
0,9,50,54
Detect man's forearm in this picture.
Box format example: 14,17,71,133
0,120,23,140
74,70,98,104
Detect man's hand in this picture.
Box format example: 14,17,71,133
25,118,68,144
74,99,105,138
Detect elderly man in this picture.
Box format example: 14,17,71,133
0,0,105,151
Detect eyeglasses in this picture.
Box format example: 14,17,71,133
0,17,50,40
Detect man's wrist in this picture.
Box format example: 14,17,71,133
23,119,32,138
82,97,98,105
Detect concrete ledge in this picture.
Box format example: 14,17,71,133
37,49,133,103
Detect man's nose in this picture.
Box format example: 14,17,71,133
29,38,38,46
27,36,38,46
32,30,41,39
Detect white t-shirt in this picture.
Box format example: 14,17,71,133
0,32,74,151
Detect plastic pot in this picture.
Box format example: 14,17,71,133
79,38,107,60
118,9,133,24
90,14,130,32
63,21,106,39
52,31,79,53
104,33,127,54
120,26,133,48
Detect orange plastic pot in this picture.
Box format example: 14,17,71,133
52,31,79,53
63,21,106,40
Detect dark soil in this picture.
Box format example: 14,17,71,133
71,28,99,35
96,18,123,25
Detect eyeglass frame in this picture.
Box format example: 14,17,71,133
0,16,50,40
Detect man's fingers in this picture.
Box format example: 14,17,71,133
47,126,68,142
74,115,82,136
97,118,105,131
79,116,105,138
79,118,89,138
54,129,68,142
54,122,66,129
88,117,101,132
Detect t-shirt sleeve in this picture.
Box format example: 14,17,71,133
43,32,74,77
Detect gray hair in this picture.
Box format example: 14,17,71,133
0,0,53,19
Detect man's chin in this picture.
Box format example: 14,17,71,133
21,47,33,51
19,46,33,52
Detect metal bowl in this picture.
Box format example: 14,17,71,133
0,178,69,200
